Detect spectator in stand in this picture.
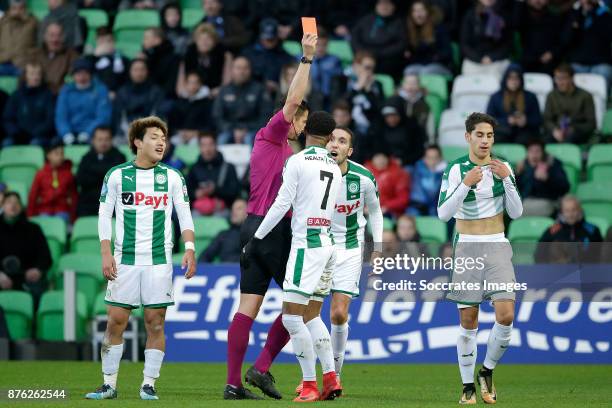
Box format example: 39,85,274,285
242,18,294,95
142,27,179,98
213,56,271,144
535,195,603,263
486,64,542,145
516,139,570,217
186,132,241,215
0,192,51,304
351,0,406,81
514,0,564,74
276,62,312,107
198,198,247,263
76,126,126,217
87,27,129,98
403,0,453,77
398,73,431,136
335,50,385,137
55,58,112,145
331,100,363,158
38,0,84,50
460,0,512,78
27,140,77,223
160,3,190,56
178,23,232,97
170,118,202,146
0,0,38,76
373,96,427,168
309,26,343,110
395,214,427,257
170,72,213,135
3,61,56,147
201,0,250,54
562,0,612,86
408,144,446,216
114,59,165,133
365,147,411,218
543,63,596,144
77,0,120,13
161,143,185,172
29,22,78,94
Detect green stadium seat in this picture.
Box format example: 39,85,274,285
0,167,37,188
36,290,88,341
282,40,301,57
507,216,554,243
587,216,610,237
375,74,395,98
71,216,114,253
577,181,612,225
328,40,353,67
602,109,612,135
182,9,205,29
118,145,135,161
113,10,160,43
425,94,444,131
93,291,107,316
383,217,394,231
0,75,18,94
493,143,526,166
0,291,33,340
64,145,90,173
116,41,142,59
186,216,229,252
79,9,109,45
590,165,612,182
30,216,67,278
4,180,29,205
175,144,200,167
57,253,105,314
545,143,582,193
180,0,201,9
587,144,612,181
441,146,467,162
415,216,447,244
0,145,44,168
420,74,448,103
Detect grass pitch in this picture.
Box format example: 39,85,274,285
0,362,610,406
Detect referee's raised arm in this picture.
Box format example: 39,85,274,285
282,33,317,122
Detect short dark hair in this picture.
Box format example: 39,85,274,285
554,63,574,77
332,99,351,113
96,26,112,38
94,126,113,137
3,191,22,205
317,25,328,39
425,143,441,155
335,126,354,147
198,131,217,143
128,116,168,154
146,27,165,40
304,111,336,138
465,112,497,133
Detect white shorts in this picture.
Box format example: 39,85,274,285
312,246,363,300
104,263,174,309
283,245,336,305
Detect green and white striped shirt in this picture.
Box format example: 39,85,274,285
437,155,523,221
331,160,383,249
99,161,190,265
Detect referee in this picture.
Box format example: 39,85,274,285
223,33,317,400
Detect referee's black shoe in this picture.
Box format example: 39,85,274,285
223,384,263,400
245,365,282,399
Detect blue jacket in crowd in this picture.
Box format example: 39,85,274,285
55,79,112,138
408,159,445,216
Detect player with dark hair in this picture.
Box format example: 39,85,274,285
86,116,196,401
223,33,317,400
243,110,342,402
437,112,523,404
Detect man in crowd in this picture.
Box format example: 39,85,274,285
0,0,38,76
198,198,247,263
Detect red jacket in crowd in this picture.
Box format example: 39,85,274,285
365,157,411,218
27,160,78,221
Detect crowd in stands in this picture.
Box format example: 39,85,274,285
0,0,611,304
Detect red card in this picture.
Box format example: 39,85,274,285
301,17,317,35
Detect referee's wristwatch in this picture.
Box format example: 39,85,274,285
300,56,313,64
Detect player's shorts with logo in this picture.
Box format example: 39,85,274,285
104,261,174,309
284,245,337,305
312,246,363,300
240,214,292,296
446,232,516,308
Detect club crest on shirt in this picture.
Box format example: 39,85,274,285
348,181,359,194
155,173,167,184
